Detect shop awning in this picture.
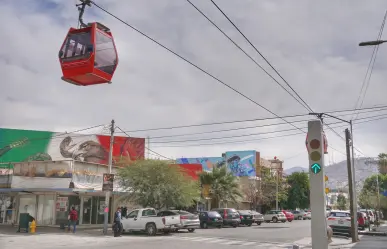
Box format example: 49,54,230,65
0,188,74,193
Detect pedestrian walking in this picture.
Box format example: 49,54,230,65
68,207,78,233
113,207,123,237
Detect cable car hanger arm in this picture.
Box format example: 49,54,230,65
76,0,92,28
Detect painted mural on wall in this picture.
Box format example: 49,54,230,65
225,150,256,177
0,128,145,165
173,164,203,180
176,157,225,172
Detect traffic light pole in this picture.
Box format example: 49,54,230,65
307,120,328,249
309,112,359,242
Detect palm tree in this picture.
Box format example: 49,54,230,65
199,167,242,208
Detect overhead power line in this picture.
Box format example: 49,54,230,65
353,11,387,120
186,0,310,111
117,104,387,133
115,126,173,160
90,1,308,136
148,112,387,140
208,0,314,113
151,115,386,149
206,0,369,155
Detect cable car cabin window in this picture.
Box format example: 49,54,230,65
95,31,117,75
60,32,92,61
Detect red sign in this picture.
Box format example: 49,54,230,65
173,164,202,180
97,135,145,165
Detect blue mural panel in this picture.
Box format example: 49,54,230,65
225,150,256,177
176,157,225,172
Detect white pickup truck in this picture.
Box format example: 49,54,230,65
121,208,181,236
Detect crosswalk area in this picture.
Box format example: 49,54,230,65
164,235,303,248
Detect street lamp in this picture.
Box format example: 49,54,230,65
359,40,387,46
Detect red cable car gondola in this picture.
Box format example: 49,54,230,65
58,0,118,86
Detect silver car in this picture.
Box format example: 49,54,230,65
250,210,264,225
263,210,287,223
169,210,200,232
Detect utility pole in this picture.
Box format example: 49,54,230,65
307,120,328,249
103,119,115,235
276,168,279,210
376,171,381,224
345,128,358,242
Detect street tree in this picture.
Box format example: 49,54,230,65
285,172,310,210
336,194,347,210
199,166,242,208
359,174,387,212
117,159,200,209
242,178,260,210
258,168,288,210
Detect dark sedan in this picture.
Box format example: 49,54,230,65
199,211,223,229
238,210,254,226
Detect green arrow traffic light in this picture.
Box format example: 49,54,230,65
311,163,321,174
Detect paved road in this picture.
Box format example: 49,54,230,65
173,219,311,244
1,219,362,249
0,220,312,249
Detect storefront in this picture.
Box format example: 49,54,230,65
0,189,115,226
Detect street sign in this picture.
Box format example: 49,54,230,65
325,188,330,194
325,175,328,182
102,173,114,192
311,163,321,174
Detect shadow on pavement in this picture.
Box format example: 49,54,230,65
253,226,290,229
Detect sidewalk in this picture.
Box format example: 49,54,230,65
334,236,387,249
359,223,387,236
293,236,354,248
0,224,110,236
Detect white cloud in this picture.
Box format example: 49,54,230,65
1,0,386,169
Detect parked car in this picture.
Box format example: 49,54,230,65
212,208,241,227
357,211,368,230
250,210,264,225
303,211,311,220
327,210,351,236
282,211,294,222
237,210,254,226
158,210,199,233
326,209,331,217
121,208,181,236
359,209,375,224
291,210,305,220
263,210,287,223
198,211,223,229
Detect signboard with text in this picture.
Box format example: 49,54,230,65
102,173,114,191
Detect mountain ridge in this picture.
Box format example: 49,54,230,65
284,157,376,190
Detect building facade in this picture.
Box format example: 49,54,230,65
0,160,124,225
0,128,146,225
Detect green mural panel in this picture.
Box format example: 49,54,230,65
0,128,53,163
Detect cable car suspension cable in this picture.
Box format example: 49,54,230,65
76,0,92,28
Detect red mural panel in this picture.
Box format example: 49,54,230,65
173,164,202,180
96,135,145,165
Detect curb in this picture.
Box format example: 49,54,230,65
358,231,387,236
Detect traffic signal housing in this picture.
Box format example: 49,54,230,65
308,131,323,174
